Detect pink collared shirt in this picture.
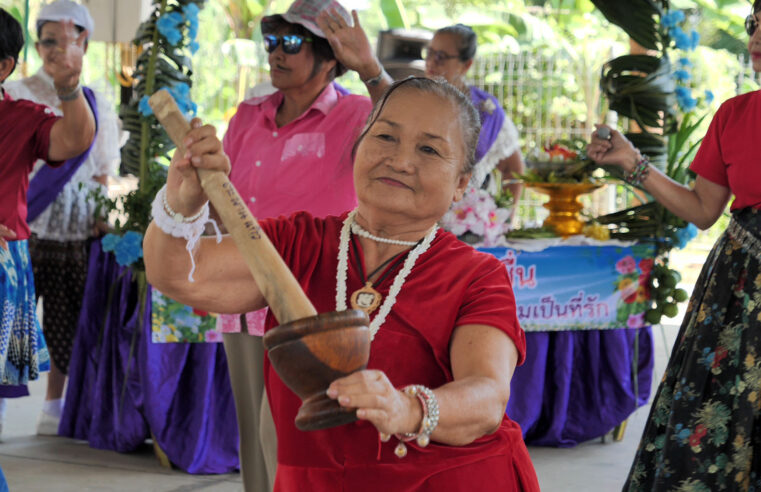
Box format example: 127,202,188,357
224,83,371,220
218,83,372,335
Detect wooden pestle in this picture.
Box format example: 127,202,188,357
148,90,317,324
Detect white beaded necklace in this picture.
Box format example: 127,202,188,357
336,210,438,340
351,221,419,246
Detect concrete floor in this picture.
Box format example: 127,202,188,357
4,223,698,491
0,320,680,492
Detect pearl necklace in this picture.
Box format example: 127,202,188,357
336,210,438,339
350,221,419,247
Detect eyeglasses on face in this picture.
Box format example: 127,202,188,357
38,38,62,49
423,47,459,65
746,14,759,36
263,34,313,55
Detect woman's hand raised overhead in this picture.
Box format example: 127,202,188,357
166,117,230,219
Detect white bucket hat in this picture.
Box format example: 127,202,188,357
36,0,95,40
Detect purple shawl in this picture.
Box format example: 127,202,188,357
470,86,505,163
26,86,99,223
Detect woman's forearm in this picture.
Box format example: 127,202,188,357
428,376,508,446
425,324,516,446
623,155,730,229
48,93,96,161
588,131,731,230
144,222,266,314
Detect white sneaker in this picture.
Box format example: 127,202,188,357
36,411,60,436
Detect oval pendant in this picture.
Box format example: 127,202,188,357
350,282,382,315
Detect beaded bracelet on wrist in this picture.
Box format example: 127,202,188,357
624,155,651,186
150,184,221,282
389,385,440,458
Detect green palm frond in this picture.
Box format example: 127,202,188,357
590,0,666,50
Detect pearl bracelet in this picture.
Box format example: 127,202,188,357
151,184,221,282
390,385,440,458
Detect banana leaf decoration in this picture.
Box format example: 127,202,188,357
590,0,666,51
625,131,667,170
120,1,201,187
600,54,677,135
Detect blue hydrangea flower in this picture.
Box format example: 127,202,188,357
675,86,697,111
101,233,120,252
690,30,700,50
189,41,199,54
704,90,714,104
670,26,693,51
167,83,197,118
673,69,691,82
114,230,144,266
138,95,153,116
679,96,697,111
188,17,199,41
157,11,184,46
172,82,190,98
677,57,692,67
660,10,685,28
182,2,200,19
675,223,698,249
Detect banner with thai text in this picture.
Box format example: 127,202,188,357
479,244,656,332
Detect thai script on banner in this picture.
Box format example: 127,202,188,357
479,244,656,332
500,250,537,289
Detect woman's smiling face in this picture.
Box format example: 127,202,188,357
353,86,471,224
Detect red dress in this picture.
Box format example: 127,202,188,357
0,90,60,239
260,212,539,492
690,90,761,210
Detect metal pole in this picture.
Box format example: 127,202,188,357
23,0,30,65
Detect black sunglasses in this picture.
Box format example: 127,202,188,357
263,34,313,55
746,14,759,36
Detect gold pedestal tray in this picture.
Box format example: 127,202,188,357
528,182,604,237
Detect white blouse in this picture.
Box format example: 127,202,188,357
5,69,121,241
470,116,521,189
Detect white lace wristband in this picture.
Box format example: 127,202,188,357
151,184,221,282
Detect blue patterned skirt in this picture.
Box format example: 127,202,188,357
0,239,49,386
624,207,761,491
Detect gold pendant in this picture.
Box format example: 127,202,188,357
350,282,382,315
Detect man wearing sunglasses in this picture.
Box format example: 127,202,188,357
217,1,388,491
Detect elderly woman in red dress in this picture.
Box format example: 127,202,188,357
144,77,539,491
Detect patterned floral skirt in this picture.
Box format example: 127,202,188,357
624,207,761,491
0,240,49,386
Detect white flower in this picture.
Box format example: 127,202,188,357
441,187,511,246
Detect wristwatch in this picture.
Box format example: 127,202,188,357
362,68,385,87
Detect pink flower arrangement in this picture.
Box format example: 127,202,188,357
615,255,637,275
440,187,511,247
